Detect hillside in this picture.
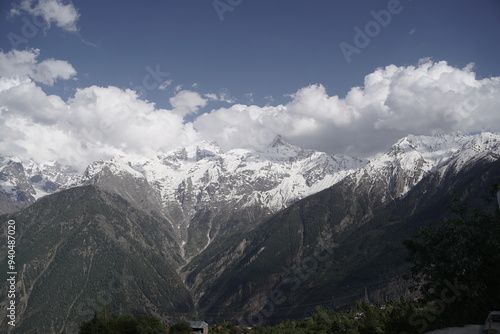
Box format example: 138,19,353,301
0,132,499,331
183,145,500,325
0,186,194,334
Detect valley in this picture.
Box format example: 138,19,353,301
1,132,499,333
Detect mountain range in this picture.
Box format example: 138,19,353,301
0,135,366,259
1,131,500,333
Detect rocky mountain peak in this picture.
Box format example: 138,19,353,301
269,134,290,148
165,141,222,162
357,132,500,200
2,132,500,249
262,135,310,160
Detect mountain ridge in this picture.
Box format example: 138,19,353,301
3,132,498,213
181,136,500,325
1,132,499,257
1,131,500,332
1,135,369,258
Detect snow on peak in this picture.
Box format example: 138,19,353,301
61,136,367,216
359,131,500,199
81,156,145,182
261,135,311,160
269,135,293,148
161,141,222,162
2,131,498,218
444,131,500,171
0,156,80,202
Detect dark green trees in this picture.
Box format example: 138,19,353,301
404,203,500,325
78,313,167,334
168,320,192,333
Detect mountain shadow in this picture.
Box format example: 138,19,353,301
182,155,500,326
0,185,194,334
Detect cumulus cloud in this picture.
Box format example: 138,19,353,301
287,84,360,126
194,60,500,157
0,49,199,170
194,104,289,152
65,86,199,163
0,82,199,170
0,49,76,86
169,90,207,117
11,0,80,32
1,51,499,172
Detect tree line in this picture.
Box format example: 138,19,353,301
74,200,500,333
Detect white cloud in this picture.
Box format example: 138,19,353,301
204,93,218,101
12,0,80,32
169,90,207,117
0,49,199,170
218,88,235,104
1,53,500,172
66,86,199,162
203,89,236,104
0,80,68,124
193,60,500,157
287,84,360,126
158,80,172,90
30,57,76,85
0,49,76,86
0,82,199,170
194,104,289,152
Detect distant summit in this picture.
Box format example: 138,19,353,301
3,131,500,332
269,134,291,148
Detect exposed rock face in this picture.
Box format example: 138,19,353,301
1,136,367,258
182,139,500,326
0,157,79,214
1,132,499,331
0,186,193,334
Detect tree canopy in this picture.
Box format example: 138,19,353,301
78,312,168,334
403,202,500,325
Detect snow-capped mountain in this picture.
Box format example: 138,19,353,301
0,135,367,256
0,156,79,213
70,136,367,257
181,133,500,326
5,132,500,333
1,132,499,256
131,135,365,213
351,132,500,202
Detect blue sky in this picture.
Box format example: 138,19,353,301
3,0,499,106
0,0,500,169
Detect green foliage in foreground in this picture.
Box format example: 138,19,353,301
78,312,168,334
78,311,197,334
77,300,466,334
75,302,432,334
168,320,192,333
404,202,500,325
209,301,450,334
